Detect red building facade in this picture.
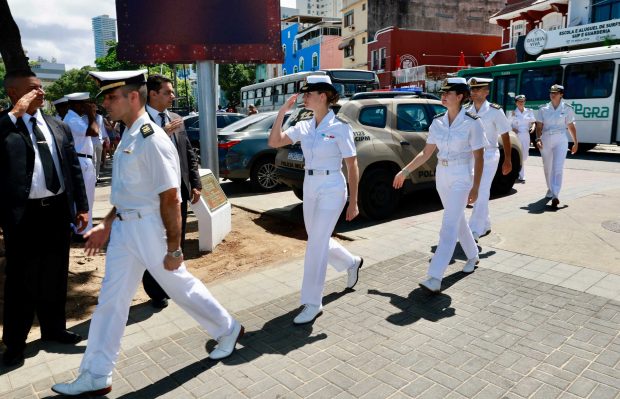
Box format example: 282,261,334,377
367,27,502,88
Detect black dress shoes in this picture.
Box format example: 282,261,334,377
42,330,83,345
2,348,25,367
151,298,169,309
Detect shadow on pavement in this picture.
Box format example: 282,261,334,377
220,180,290,199
112,290,350,399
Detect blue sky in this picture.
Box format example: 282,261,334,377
7,0,298,70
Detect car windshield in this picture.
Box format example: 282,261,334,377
220,113,272,132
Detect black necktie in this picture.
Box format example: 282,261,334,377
158,112,167,128
30,117,61,194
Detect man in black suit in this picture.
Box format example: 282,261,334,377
143,74,202,308
0,70,89,366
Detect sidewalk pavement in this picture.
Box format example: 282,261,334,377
1,156,619,398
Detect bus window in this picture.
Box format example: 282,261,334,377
242,91,247,100
520,66,563,101
248,90,255,99
564,61,615,99
274,84,284,107
256,88,263,98
493,75,518,110
264,87,272,106
286,82,295,94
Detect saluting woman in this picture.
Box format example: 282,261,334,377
268,75,363,324
508,94,536,182
393,78,487,293
535,84,578,208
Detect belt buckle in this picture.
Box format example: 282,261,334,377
308,170,314,175
40,197,51,207
441,160,448,166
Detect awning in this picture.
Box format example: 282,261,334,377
338,38,354,50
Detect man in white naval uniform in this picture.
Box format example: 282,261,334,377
52,96,69,121
465,77,512,241
63,92,98,236
52,70,244,397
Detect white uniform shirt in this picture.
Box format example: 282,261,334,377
426,108,488,160
63,109,94,156
466,100,511,149
508,107,536,135
8,109,65,198
536,101,576,135
284,110,356,170
146,104,170,128
111,111,181,212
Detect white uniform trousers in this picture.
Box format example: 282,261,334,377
92,140,103,179
300,172,357,306
77,157,96,235
517,133,530,180
469,148,499,236
79,213,233,377
428,163,479,280
540,133,568,198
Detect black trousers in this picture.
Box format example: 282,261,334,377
142,199,188,301
2,194,72,352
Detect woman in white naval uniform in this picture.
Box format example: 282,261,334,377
268,75,363,324
393,78,487,293
466,77,513,241
535,84,578,208
508,95,536,182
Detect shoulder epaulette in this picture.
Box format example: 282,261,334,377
140,123,155,138
334,115,347,124
538,104,546,109
433,112,446,119
489,103,502,110
465,111,479,120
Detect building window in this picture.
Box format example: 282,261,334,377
362,3,366,11
344,45,354,58
283,68,287,76
371,49,378,70
293,65,298,73
282,44,286,55
541,12,563,31
299,57,305,71
293,39,298,54
344,11,354,27
312,52,319,69
362,36,366,44
510,20,526,48
593,0,620,22
379,47,386,70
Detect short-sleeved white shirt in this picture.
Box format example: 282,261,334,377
284,110,356,170
427,108,488,160
536,101,576,135
111,111,181,212
466,100,511,149
508,107,536,135
63,109,94,156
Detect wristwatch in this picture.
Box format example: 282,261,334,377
167,249,183,259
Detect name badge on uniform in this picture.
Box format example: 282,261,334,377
321,133,335,141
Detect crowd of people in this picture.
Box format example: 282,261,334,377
0,69,578,396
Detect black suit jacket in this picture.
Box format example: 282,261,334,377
147,110,202,201
0,110,89,227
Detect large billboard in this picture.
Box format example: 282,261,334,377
116,0,283,64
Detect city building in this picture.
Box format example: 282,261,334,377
281,15,342,75
340,0,369,70
31,59,66,86
489,0,620,63
92,14,117,59
297,0,343,18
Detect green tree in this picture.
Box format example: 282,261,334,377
218,64,256,106
95,41,143,71
45,66,100,101
0,60,8,108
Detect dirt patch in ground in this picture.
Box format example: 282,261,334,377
0,207,308,325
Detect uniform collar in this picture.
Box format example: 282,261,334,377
22,109,43,125
313,109,336,130
125,111,152,137
471,100,489,115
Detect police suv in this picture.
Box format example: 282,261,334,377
275,95,523,220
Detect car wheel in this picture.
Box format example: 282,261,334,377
491,149,520,196
292,187,304,200
250,157,280,192
359,167,400,220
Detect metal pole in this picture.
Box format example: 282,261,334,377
183,64,190,113
196,60,218,175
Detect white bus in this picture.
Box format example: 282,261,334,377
459,45,620,149
240,69,379,113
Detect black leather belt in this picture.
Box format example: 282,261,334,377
77,153,93,159
28,193,65,207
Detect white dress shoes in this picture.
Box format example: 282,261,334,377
419,277,441,293
51,371,112,396
346,257,364,289
462,257,480,273
209,319,244,360
293,304,323,324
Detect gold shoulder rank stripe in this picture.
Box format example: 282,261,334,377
433,112,446,119
140,123,154,138
489,103,502,110
465,111,479,120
